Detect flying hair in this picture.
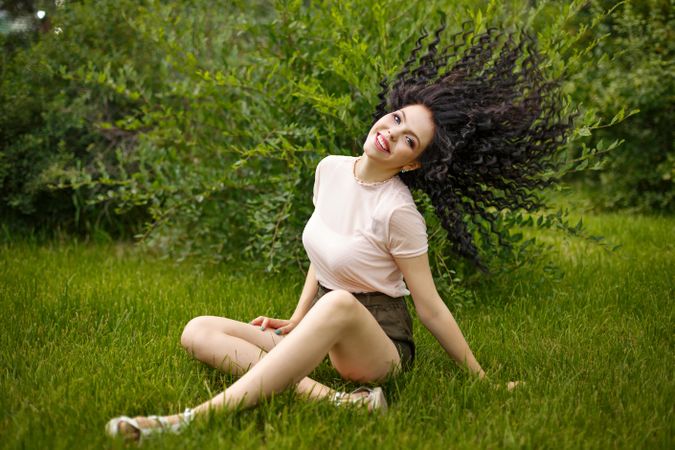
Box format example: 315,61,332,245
373,21,576,270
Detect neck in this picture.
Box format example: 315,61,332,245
355,155,398,184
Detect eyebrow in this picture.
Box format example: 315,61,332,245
399,109,420,146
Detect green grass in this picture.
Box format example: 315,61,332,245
1,212,673,449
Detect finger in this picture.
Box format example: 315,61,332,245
272,318,287,328
250,316,264,326
274,323,296,335
507,381,524,391
260,317,270,331
274,325,288,335
266,318,288,329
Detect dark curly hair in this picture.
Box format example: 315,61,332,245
374,22,575,270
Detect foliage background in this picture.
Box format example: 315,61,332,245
569,0,673,211
1,0,672,290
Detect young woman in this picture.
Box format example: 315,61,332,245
106,24,573,441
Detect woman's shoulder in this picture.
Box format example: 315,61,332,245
314,154,355,178
318,154,355,167
387,177,417,207
374,179,424,223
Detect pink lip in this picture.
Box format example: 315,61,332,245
375,132,390,153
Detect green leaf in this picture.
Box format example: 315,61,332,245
577,127,592,137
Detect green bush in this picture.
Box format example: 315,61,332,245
0,0,165,234
1,0,629,284
568,0,674,212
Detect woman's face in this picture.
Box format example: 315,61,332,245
363,104,435,171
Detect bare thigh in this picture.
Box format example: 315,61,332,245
312,292,402,382
184,315,285,352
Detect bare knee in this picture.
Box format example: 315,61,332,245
314,290,360,329
180,316,214,351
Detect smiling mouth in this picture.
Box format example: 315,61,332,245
375,133,390,153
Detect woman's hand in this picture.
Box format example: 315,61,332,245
488,379,524,391
479,371,524,391
249,316,298,335
505,381,524,391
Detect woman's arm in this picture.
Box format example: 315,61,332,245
251,263,319,335
395,253,485,378
290,263,319,324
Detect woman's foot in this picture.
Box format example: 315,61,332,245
105,408,194,441
332,387,388,414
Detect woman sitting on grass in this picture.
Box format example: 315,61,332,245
106,23,573,441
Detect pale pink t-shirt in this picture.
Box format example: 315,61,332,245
302,155,428,297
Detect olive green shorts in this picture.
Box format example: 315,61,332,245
311,284,415,371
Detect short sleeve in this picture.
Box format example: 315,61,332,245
312,159,323,206
388,205,428,258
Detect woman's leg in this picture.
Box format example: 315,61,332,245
192,290,400,412
114,290,400,437
180,316,333,399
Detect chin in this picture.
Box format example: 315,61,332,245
364,137,383,158
363,146,380,159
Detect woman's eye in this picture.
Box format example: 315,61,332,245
393,113,401,124
406,137,414,147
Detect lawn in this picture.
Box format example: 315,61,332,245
0,212,672,449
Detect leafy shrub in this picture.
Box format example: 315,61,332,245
1,0,631,291
568,0,673,212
